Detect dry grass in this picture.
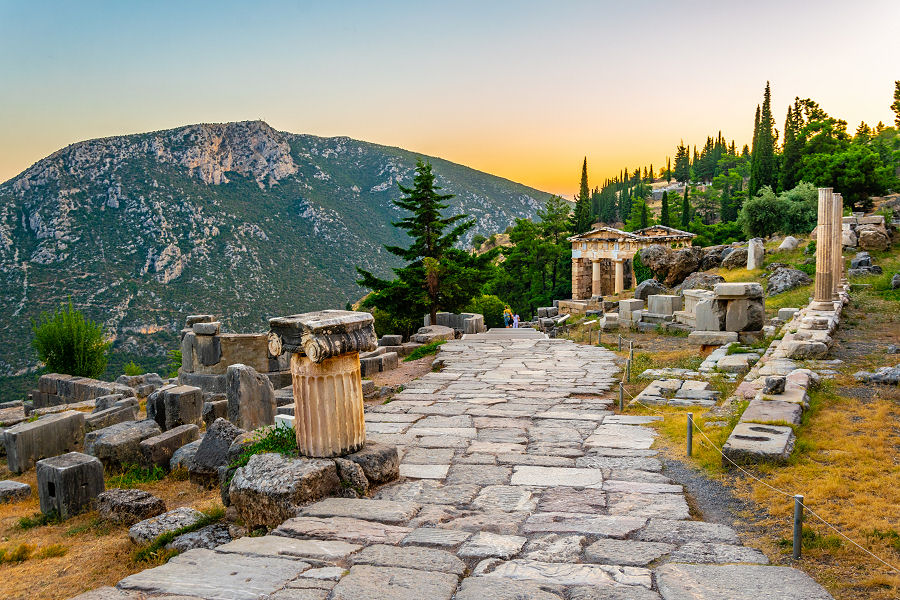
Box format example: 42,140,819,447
0,468,221,600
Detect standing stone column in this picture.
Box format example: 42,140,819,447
268,310,377,458
614,260,625,295
832,192,844,297
811,187,834,309
591,260,602,297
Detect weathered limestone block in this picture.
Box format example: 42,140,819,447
85,404,138,432
189,418,245,487
229,453,340,528
714,282,763,299
98,488,166,525
193,321,221,335
36,451,104,518
162,385,203,430
721,247,748,269
412,325,455,344
0,480,31,503
724,298,764,332
618,299,644,322
345,441,400,485
747,238,765,269
688,331,738,346
4,410,86,474
85,420,163,470
140,424,200,470
778,236,800,251
129,506,205,544
92,393,125,413
634,279,667,301
226,364,276,431
202,399,228,427
169,439,202,471
379,334,404,346
723,423,795,465
146,384,176,429
647,295,683,316
694,299,724,331
777,307,799,321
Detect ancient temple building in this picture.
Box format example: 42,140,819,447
569,225,695,298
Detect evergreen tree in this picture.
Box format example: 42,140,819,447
680,187,691,229
892,80,900,128
749,81,777,195
666,157,671,183
660,191,670,226
673,141,691,183
357,160,494,334
780,99,803,191
571,157,593,233
640,200,649,228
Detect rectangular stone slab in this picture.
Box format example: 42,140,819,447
481,559,651,588
740,398,802,426
215,535,361,561
117,548,311,600
722,423,795,466
299,498,420,524
510,466,603,488
273,516,412,545
654,563,833,599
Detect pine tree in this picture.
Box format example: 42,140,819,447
673,142,691,183
357,160,491,332
660,191,670,226
680,187,691,228
892,80,900,128
749,82,777,195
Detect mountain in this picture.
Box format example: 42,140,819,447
0,120,551,378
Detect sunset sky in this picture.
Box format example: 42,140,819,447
1,0,898,197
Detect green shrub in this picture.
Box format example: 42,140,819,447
31,300,110,378
17,511,62,530
133,506,225,563
632,252,653,285
404,340,446,362
229,423,298,473
106,464,167,488
123,361,144,376
0,544,33,564
166,349,182,379
794,262,816,276
464,294,506,329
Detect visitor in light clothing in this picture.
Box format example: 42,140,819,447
513,314,520,328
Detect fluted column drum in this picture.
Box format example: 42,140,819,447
812,187,833,307
290,352,366,457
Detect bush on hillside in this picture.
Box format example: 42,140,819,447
464,294,506,329
739,182,818,238
632,252,654,285
31,300,110,378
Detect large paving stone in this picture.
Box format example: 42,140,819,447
273,516,411,545
584,538,674,566
523,513,647,538
522,533,585,562
401,527,472,548
299,497,419,524
373,479,480,505
537,487,607,512
473,485,537,512
636,519,738,544
351,543,465,575
569,584,662,599
455,577,564,600
216,535,360,561
607,492,690,520
458,531,527,559
740,398,802,426
329,564,458,600
510,465,603,488
654,563,833,599
117,547,311,600
447,464,512,485
480,559,651,588
669,542,769,564
585,425,655,450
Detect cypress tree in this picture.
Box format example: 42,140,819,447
640,201,648,228
680,187,691,228
780,99,803,191
666,157,671,183
660,191,670,226
749,82,777,195
673,142,690,183
892,80,900,128
571,157,592,233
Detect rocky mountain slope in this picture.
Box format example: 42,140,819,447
0,121,550,375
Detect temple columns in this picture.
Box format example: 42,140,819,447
591,260,602,297
812,188,835,309
832,192,844,298
614,260,625,295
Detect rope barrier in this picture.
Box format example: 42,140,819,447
612,338,900,574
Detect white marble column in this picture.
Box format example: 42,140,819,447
811,187,834,309
614,260,624,295
832,192,844,297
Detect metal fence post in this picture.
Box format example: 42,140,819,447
619,381,624,411
687,413,693,457
629,340,634,361
793,494,804,560
618,334,622,351
625,359,631,381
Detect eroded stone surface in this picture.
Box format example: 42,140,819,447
655,563,832,599
329,565,458,600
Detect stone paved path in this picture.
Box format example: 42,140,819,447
103,329,832,600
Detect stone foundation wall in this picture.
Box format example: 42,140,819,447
572,258,592,299
32,374,135,409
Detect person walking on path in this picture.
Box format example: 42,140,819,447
503,306,513,328
513,313,520,328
